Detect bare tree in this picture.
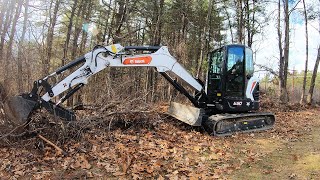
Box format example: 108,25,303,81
277,0,291,104
236,0,244,43
196,0,213,78
43,0,61,76
0,0,9,44
306,5,320,105
300,0,309,104
62,0,79,66
281,0,290,104
307,47,320,105
5,1,23,86
0,0,15,61
17,0,29,93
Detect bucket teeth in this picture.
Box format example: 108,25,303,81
3,95,37,125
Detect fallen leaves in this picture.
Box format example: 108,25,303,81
0,100,319,179
72,154,91,169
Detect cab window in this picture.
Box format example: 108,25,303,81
245,48,254,77
209,50,224,74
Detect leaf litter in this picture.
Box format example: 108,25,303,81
0,97,319,179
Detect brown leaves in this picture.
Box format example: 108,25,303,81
71,154,91,169
0,103,319,179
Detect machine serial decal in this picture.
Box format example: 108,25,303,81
233,102,242,106
123,56,152,65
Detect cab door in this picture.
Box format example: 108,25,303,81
206,48,225,101
225,46,245,98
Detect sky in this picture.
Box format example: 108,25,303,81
253,0,320,78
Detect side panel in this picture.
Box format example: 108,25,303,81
246,77,259,101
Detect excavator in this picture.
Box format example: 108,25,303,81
3,44,275,136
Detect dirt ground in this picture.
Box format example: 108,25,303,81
229,110,320,179
0,103,319,179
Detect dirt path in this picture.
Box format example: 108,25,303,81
229,110,320,179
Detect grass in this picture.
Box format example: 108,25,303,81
229,121,320,179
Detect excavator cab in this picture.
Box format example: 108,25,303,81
206,44,259,113
169,44,274,135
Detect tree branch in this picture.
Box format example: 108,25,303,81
256,64,279,77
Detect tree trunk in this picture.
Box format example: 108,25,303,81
71,0,86,107
223,4,234,43
153,0,164,45
245,0,255,47
306,7,320,105
236,0,244,43
113,0,128,43
281,0,289,104
43,0,61,76
102,0,112,43
80,0,93,54
62,0,78,66
0,0,9,41
300,0,309,104
71,0,84,59
0,0,15,61
196,0,212,78
17,0,29,93
5,0,23,87
306,46,320,104
278,0,289,104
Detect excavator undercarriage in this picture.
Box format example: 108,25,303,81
168,102,275,136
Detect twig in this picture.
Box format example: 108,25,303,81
0,119,32,140
105,110,152,117
37,134,66,155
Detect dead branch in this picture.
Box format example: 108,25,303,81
104,110,153,117
38,134,66,155
256,64,279,77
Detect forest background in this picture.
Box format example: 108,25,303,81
0,0,319,107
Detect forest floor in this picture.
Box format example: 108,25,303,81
0,99,319,179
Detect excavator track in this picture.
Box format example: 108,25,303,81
202,112,275,136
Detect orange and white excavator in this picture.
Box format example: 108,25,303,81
4,44,275,136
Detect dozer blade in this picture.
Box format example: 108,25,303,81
167,102,205,126
3,95,37,125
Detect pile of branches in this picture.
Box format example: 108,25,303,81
0,97,170,150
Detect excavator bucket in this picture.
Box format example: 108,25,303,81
167,102,205,126
3,95,37,125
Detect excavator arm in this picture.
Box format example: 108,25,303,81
4,44,206,124
42,44,203,104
